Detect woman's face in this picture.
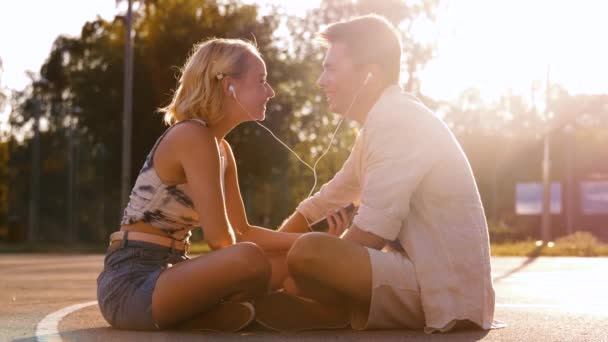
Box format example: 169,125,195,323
231,54,275,121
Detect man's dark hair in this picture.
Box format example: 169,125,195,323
319,14,402,84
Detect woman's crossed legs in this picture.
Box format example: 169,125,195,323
151,242,271,330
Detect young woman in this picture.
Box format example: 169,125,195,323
96,38,346,332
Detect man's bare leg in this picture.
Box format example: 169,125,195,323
254,233,373,331
287,233,372,304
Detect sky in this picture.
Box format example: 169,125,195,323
418,0,608,102
1,0,607,124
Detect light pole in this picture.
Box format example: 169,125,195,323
67,112,74,241
540,65,552,243
564,124,575,235
66,106,81,242
28,98,41,242
121,0,134,212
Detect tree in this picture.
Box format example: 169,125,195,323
9,1,605,241
0,136,6,239
437,82,608,226
0,57,6,114
8,0,321,238
0,58,7,238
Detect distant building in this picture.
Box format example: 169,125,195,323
515,177,608,241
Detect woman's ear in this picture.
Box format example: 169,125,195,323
221,78,235,98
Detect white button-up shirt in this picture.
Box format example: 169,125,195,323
296,85,495,332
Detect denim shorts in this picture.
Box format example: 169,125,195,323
97,239,189,330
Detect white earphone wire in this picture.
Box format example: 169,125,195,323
230,73,370,224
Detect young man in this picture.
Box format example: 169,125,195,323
255,14,497,333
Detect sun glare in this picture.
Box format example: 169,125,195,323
419,0,608,102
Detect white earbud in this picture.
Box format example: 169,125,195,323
229,68,370,209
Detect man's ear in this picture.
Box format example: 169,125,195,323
365,64,382,84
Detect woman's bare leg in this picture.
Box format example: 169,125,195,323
151,242,271,328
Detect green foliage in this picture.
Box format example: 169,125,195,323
0,57,6,114
7,0,606,244
7,0,290,237
0,59,6,237
438,85,608,226
552,232,606,257
0,141,7,237
488,220,530,244
491,232,608,257
8,0,327,238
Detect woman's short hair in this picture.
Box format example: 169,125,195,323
318,14,402,84
159,38,260,126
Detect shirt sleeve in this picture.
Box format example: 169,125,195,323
296,137,363,223
353,111,446,241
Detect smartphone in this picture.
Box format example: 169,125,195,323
308,203,357,232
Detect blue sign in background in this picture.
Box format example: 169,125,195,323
516,182,562,215
581,181,608,214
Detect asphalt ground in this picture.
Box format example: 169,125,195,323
2,255,608,341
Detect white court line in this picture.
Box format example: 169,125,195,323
35,301,98,342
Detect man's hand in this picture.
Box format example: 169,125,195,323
325,206,357,237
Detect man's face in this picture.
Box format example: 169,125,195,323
317,42,365,115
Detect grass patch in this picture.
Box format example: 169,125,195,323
491,232,608,257
3,232,607,257
189,242,211,254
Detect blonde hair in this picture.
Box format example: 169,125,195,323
159,38,260,126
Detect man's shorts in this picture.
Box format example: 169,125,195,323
351,247,425,330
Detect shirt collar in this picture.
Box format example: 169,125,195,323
363,83,403,126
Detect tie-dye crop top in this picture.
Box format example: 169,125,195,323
120,119,227,242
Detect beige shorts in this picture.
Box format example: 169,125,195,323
350,247,425,330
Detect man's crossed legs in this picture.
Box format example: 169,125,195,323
255,232,424,331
